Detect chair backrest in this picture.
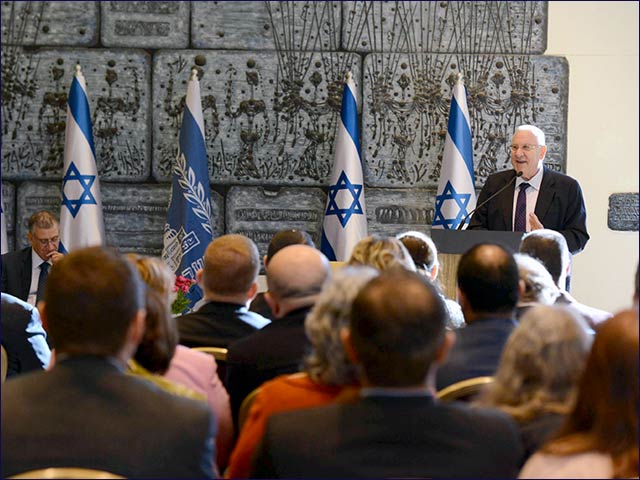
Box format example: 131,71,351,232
436,376,493,402
8,467,125,479
192,346,228,362
237,386,261,432
1,344,8,383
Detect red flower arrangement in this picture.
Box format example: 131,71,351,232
171,275,196,315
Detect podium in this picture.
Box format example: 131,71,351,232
430,230,524,300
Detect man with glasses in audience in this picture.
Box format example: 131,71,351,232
2,211,64,306
468,125,589,255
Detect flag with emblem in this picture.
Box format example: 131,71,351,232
162,68,214,308
320,71,367,261
432,73,477,230
59,64,105,253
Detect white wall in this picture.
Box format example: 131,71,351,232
546,1,639,313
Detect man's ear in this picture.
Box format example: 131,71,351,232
38,301,49,332
263,255,268,268
264,291,280,318
128,309,146,346
434,331,456,365
196,268,204,286
340,327,359,365
518,279,526,299
246,281,258,302
430,265,439,281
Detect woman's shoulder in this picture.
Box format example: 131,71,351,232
519,450,612,479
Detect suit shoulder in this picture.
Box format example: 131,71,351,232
544,168,580,186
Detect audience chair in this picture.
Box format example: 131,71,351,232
8,467,125,478
436,376,493,402
192,346,228,386
1,345,7,383
238,386,262,432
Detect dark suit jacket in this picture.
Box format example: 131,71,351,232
468,168,589,254
177,300,270,348
251,395,523,478
225,306,312,426
1,355,216,479
1,247,33,301
436,316,517,390
1,293,51,377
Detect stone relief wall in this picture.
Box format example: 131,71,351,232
3,0,579,258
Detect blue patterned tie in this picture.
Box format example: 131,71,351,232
36,262,50,304
514,183,530,232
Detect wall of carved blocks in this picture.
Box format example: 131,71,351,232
2,1,572,257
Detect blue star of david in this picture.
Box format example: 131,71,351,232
325,171,364,227
62,162,98,218
432,181,472,229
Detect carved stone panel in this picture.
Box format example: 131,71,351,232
101,1,189,49
2,48,151,182
226,186,326,260
153,50,361,186
1,1,98,46
362,54,568,188
608,193,639,232
365,188,436,238
2,182,16,252
342,1,547,54
192,2,341,51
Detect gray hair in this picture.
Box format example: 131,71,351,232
515,124,546,146
476,305,592,421
304,266,379,385
514,253,560,305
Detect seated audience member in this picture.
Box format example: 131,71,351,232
475,305,592,461
0,247,215,478
177,234,270,349
520,310,638,479
397,230,465,329
250,270,523,478
519,229,611,328
1,292,51,377
127,253,234,471
513,253,561,320
250,229,315,319
347,234,415,271
227,266,378,478
226,244,331,426
436,243,519,390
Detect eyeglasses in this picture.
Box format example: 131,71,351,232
34,236,59,246
510,144,537,152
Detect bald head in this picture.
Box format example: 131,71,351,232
266,244,331,317
201,234,260,297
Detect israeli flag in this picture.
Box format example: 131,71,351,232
432,74,477,230
59,64,105,252
320,72,367,261
1,187,8,254
162,68,213,308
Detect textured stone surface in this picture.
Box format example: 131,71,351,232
226,186,326,259
362,54,568,188
101,1,189,48
1,1,98,46
343,1,547,54
16,183,61,249
2,182,17,252
192,2,341,50
2,48,151,182
608,193,639,231
366,188,437,238
153,50,361,186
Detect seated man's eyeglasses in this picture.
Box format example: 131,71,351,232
511,144,537,152
35,236,59,246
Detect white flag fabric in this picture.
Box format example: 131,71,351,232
162,68,214,308
59,65,105,252
320,72,367,261
1,187,8,254
432,75,477,230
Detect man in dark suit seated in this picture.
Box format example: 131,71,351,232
468,125,589,255
251,270,523,478
1,211,65,306
436,243,519,390
226,244,331,426
1,293,51,378
1,246,216,479
177,234,270,348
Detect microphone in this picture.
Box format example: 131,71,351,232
457,170,524,230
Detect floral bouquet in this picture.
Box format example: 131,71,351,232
171,275,196,315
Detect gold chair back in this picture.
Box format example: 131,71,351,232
436,376,493,402
238,386,261,432
192,346,228,362
1,344,8,383
9,467,125,479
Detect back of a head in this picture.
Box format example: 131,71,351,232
519,229,569,287
267,244,331,301
514,253,560,305
457,243,519,315
126,253,174,307
266,229,315,265
483,305,591,419
347,234,416,272
350,270,447,387
396,231,438,274
202,234,260,296
44,246,145,357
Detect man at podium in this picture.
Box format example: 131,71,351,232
468,125,589,255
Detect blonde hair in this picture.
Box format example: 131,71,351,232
347,235,416,272
125,253,174,307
